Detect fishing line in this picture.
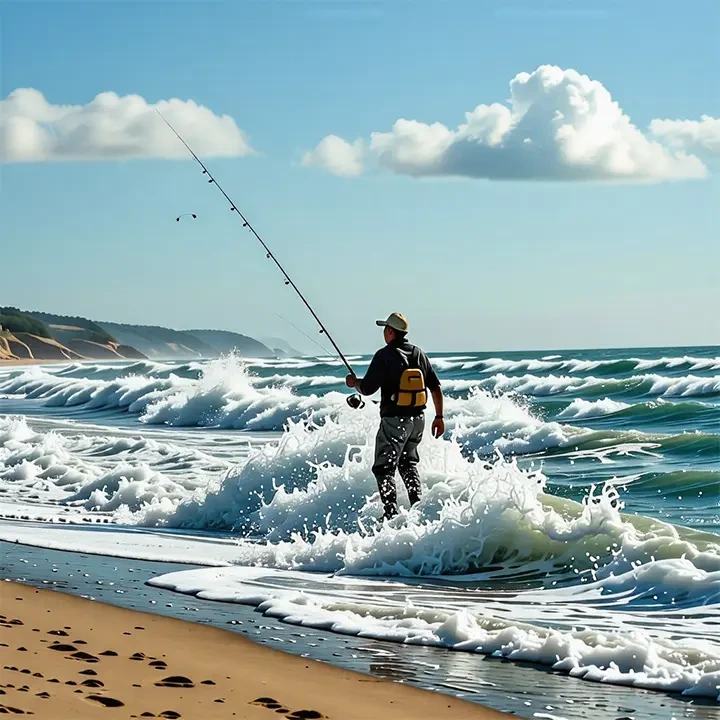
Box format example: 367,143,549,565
274,313,334,358
154,106,356,379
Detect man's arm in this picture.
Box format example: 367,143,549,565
421,351,445,438
346,352,383,396
430,386,444,418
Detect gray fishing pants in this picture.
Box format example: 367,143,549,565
371,414,425,519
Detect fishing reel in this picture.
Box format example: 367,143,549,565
346,393,365,410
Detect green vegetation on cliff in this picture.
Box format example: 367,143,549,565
27,310,116,344
0,308,52,338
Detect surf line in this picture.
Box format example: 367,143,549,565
154,107,364,409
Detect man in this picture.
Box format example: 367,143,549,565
346,312,444,520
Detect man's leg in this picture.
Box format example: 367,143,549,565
371,417,408,519
397,414,425,506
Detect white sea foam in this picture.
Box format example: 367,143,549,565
0,415,238,519
147,560,720,700
557,398,631,420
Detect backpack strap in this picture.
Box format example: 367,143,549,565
395,345,419,368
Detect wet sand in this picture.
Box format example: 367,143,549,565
0,581,510,719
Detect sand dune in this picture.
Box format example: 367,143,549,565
0,333,148,364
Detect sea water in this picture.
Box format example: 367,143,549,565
1,346,718,709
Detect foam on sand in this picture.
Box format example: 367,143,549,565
149,560,720,700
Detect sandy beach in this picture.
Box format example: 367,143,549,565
0,581,510,719
0,358,74,368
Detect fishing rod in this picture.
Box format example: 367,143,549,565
154,107,357,382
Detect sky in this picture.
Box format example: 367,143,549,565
1,0,719,355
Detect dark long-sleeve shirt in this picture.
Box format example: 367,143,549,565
357,339,441,417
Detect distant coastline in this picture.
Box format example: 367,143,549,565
0,306,301,364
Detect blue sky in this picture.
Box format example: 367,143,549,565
2,0,719,354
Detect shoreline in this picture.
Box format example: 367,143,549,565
0,358,78,367
3,538,718,720
1,580,510,719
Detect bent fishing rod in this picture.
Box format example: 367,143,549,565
154,107,357,383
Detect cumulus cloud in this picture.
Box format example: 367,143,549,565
303,65,711,182
301,134,364,176
0,88,252,163
649,115,720,158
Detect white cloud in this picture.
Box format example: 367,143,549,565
649,115,720,158
304,65,711,182
301,134,365,176
0,88,252,163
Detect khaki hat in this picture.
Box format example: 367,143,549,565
376,312,409,332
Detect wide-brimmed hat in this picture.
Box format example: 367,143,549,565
375,312,409,332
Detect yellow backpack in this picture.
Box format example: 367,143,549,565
393,347,427,408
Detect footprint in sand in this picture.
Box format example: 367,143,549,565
48,644,76,652
158,712,181,719
252,698,286,711
0,703,33,715
78,670,97,676
70,651,99,663
130,653,146,661
47,630,68,637
149,661,167,670
250,701,324,719
86,696,124,708
154,676,194,689
99,650,118,657
81,680,104,688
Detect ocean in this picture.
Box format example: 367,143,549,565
1,345,719,717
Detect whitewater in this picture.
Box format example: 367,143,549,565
1,345,719,712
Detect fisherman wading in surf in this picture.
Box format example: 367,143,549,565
157,116,447,521
346,313,444,520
